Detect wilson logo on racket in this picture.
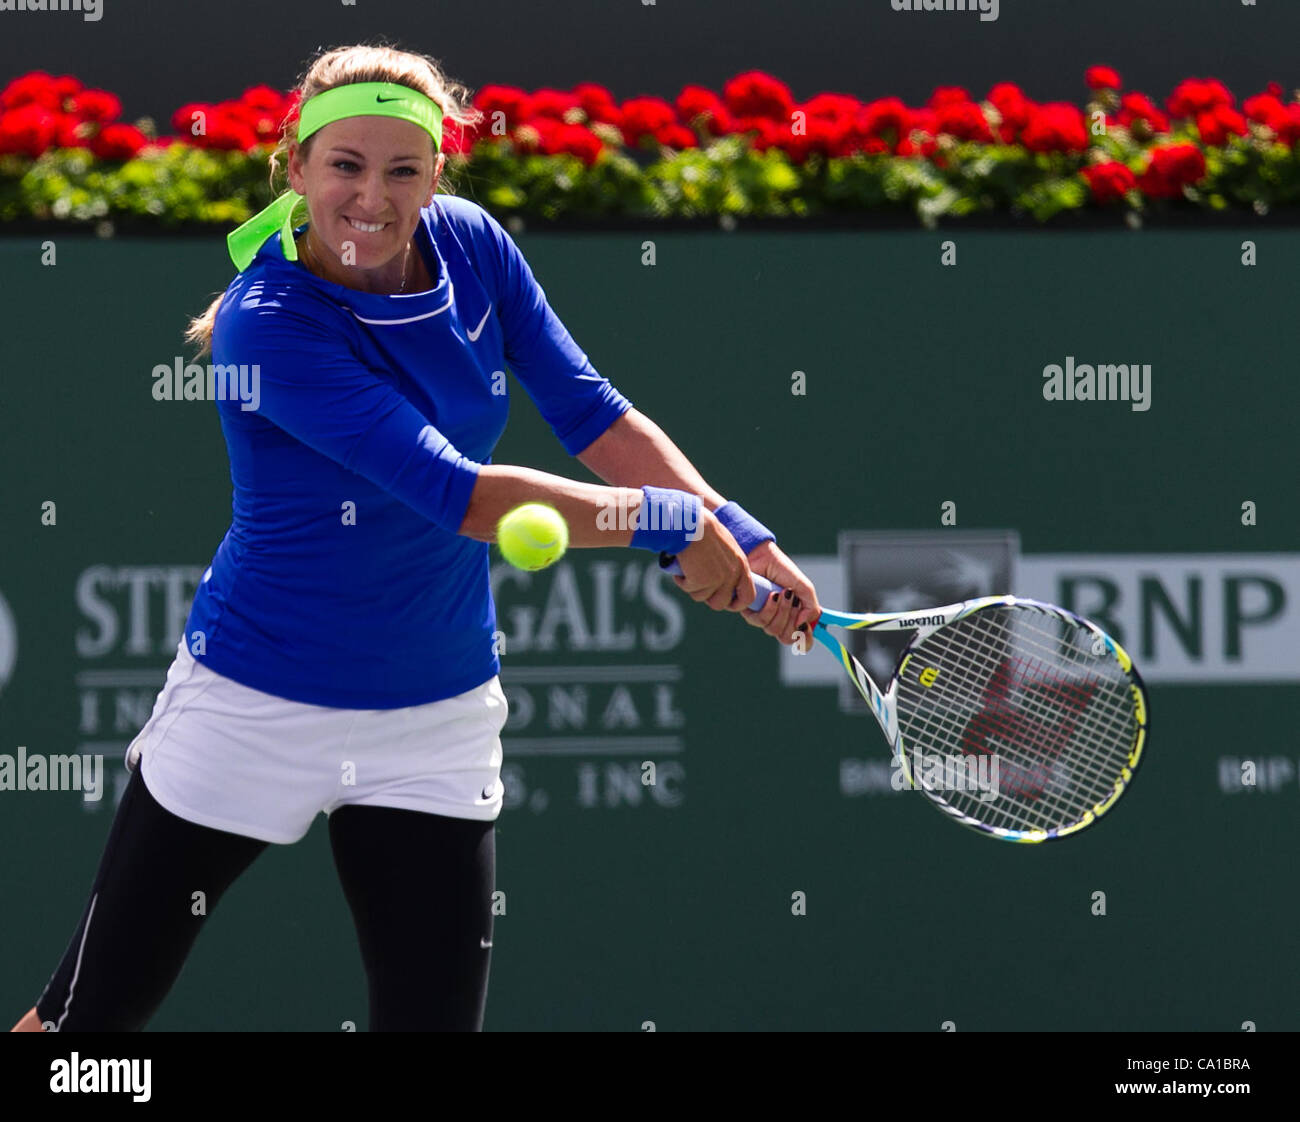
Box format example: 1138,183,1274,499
961,658,1098,802
918,667,940,688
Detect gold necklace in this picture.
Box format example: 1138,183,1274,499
398,243,412,294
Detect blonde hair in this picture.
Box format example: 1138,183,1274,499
185,43,482,358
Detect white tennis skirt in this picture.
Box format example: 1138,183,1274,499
125,640,508,844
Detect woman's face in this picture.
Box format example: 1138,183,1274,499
287,114,445,273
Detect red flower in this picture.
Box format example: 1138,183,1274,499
240,85,287,113
51,74,83,101
1137,142,1207,198
928,86,973,109
474,85,533,131
69,89,121,123
0,103,58,156
619,96,677,144
1243,92,1300,144
908,107,938,136
513,118,604,165
725,114,756,136
986,82,1034,141
675,85,732,134
1167,78,1234,118
1276,105,1300,146
803,92,860,122
54,116,93,148
1085,66,1123,91
747,118,785,156
798,93,861,154
566,126,605,164
573,82,621,126
1196,104,1248,147
186,105,259,151
171,102,213,141
654,123,697,150
1021,103,1088,153
91,122,146,160
934,99,993,142
722,70,795,121
543,121,605,165
1117,92,1170,135
859,97,913,152
1082,160,1137,203
220,95,291,142
528,87,581,120
1,72,62,111
440,117,479,156
756,113,841,162
169,99,263,150
1243,93,1287,128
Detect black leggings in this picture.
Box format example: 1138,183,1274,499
34,768,495,1031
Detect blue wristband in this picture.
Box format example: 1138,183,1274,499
629,486,703,555
713,500,775,555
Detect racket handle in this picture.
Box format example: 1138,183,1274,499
658,553,780,612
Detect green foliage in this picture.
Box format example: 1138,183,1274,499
2,143,275,225
647,136,805,217
1,130,1298,229
457,143,651,220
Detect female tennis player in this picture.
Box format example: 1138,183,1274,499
10,43,821,1033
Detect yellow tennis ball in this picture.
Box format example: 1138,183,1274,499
497,503,569,571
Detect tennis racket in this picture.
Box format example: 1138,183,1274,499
661,556,1148,843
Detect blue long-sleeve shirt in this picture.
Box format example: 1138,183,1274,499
186,194,632,707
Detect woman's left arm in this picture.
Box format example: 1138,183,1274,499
577,408,822,646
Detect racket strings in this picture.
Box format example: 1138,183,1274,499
902,675,1111,831
900,625,1125,800
902,617,1134,831
893,607,1139,834
904,620,1131,830
900,653,1106,831
917,614,1135,783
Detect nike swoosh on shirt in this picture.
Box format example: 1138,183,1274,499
466,306,492,341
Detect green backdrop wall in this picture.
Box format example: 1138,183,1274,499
0,224,1297,1030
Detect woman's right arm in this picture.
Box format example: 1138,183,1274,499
459,465,756,611
457,465,638,546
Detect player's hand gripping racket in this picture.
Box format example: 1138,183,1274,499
661,555,1148,842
